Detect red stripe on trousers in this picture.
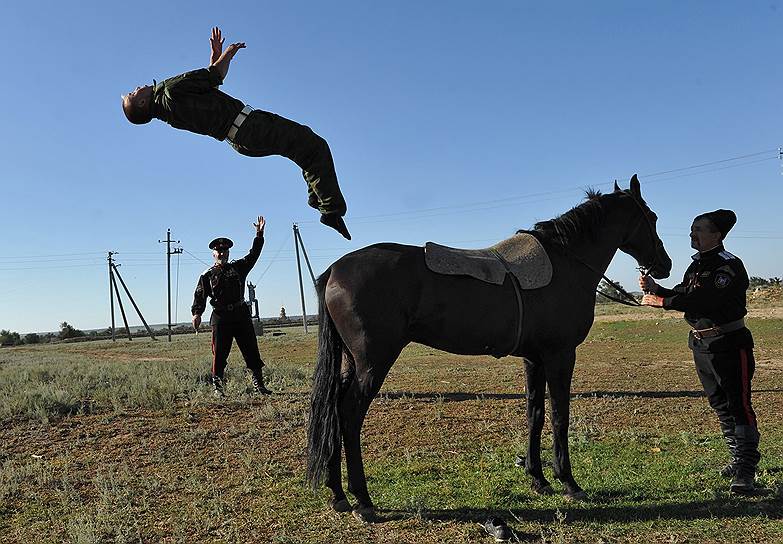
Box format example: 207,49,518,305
211,329,216,376
739,348,756,427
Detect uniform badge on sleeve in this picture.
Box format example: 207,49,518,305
714,272,732,288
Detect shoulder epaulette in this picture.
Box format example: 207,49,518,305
202,267,213,276
691,252,701,261
718,250,736,261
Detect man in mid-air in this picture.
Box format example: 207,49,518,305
122,27,350,239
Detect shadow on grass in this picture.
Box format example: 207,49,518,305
372,494,783,528
378,388,783,402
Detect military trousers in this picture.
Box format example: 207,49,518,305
692,343,760,472
229,110,347,216
210,317,264,380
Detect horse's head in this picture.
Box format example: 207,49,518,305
613,175,672,279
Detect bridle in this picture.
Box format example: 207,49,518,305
558,191,662,307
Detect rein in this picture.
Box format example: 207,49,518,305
560,246,644,307
556,191,660,307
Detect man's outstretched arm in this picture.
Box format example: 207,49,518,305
209,27,245,81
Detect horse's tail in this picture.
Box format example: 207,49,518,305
307,267,343,491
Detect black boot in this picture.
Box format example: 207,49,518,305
730,424,760,494
251,369,272,395
719,422,740,478
731,470,756,494
212,375,225,398
319,213,351,240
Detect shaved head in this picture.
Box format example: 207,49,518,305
121,85,153,125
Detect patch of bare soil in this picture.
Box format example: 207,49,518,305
595,305,783,322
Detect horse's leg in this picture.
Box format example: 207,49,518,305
524,359,552,494
545,349,585,500
339,355,396,522
325,350,356,513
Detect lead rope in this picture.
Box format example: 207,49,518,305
553,200,650,307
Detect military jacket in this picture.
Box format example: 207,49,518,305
658,244,752,351
192,235,264,323
152,66,244,141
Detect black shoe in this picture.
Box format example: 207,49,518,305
251,370,272,395
482,517,512,542
320,213,351,240
730,472,756,495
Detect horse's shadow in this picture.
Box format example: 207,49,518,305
369,491,782,539
379,388,783,402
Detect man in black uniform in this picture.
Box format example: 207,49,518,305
640,209,760,494
121,27,350,240
192,216,272,397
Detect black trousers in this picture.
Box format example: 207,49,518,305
692,345,758,430
210,317,264,379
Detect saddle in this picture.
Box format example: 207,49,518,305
424,232,552,288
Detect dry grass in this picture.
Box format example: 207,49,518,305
0,313,781,543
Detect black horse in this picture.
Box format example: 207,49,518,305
307,176,672,520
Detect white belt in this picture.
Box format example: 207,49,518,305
227,105,253,142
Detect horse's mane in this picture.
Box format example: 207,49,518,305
519,189,606,246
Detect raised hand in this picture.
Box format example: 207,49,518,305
210,27,225,65
224,41,246,59
211,34,246,80
254,216,266,235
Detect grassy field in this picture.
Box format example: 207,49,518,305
1,311,781,543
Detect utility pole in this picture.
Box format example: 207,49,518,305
111,263,157,340
110,265,133,341
294,226,317,287
159,229,182,342
108,252,116,341
293,224,308,332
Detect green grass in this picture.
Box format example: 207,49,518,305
0,317,781,542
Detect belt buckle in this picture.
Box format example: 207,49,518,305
227,303,234,311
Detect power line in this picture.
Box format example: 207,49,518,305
181,247,211,267
254,230,293,283
295,146,779,225
638,149,778,178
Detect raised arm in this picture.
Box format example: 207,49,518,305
233,216,266,277
209,27,225,65
209,27,245,81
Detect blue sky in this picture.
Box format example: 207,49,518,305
1,1,781,334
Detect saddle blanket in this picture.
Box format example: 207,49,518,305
424,232,552,288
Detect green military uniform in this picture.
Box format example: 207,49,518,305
151,67,347,217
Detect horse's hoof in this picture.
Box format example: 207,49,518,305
564,490,587,501
352,506,377,523
533,483,554,495
331,498,352,513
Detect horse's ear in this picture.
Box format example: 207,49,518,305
629,174,641,198
613,180,621,192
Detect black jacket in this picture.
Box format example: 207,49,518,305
658,244,752,352
192,234,264,324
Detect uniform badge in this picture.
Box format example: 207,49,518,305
714,273,731,288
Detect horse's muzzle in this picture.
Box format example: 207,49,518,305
648,262,671,280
